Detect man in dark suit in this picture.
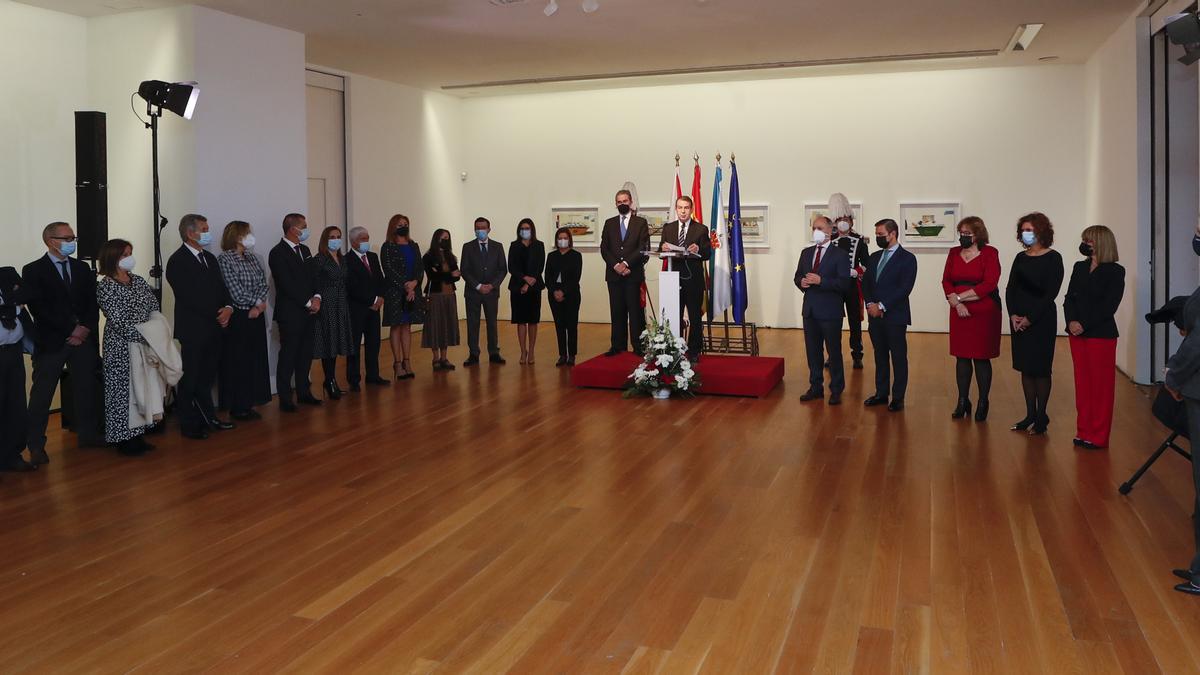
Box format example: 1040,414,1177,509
22,221,103,464
794,216,850,404
600,189,651,356
1165,285,1200,596
460,217,507,365
269,213,323,411
166,214,235,440
0,266,38,471
345,226,388,390
862,218,918,412
659,195,712,360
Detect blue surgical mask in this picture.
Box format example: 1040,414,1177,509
59,240,77,256
1021,231,1036,247
475,230,489,242
298,228,310,242
519,229,532,241
357,241,370,254
327,238,343,251
198,231,213,247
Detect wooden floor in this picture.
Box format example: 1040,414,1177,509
3,323,1199,674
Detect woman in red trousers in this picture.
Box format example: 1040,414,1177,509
1063,225,1125,449
942,217,1002,422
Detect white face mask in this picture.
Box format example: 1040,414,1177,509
241,234,256,250
557,238,570,249
812,229,828,245
835,220,850,233
118,255,136,272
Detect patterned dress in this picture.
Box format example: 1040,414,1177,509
97,274,159,443
381,241,425,326
309,253,353,359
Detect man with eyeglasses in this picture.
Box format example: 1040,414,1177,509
21,222,104,463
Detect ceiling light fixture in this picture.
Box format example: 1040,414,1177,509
581,0,600,13
1005,23,1044,52
544,0,558,16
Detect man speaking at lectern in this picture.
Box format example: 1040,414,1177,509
660,195,711,361
601,189,650,356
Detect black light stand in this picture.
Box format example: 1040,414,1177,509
143,105,169,303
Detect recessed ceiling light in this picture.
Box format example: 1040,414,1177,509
1006,23,1044,52
489,0,528,6
1038,56,1059,62
544,0,558,16
581,0,600,13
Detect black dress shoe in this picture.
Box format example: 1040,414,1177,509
1174,568,1197,581
181,427,209,441
208,418,236,431
567,356,576,366
799,389,823,402
489,354,506,364
952,398,972,419
1,457,37,472
852,359,864,370
864,395,888,407
367,376,390,386
231,409,262,421
1076,439,1102,450
280,400,298,413
828,393,843,405
888,400,905,412
29,448,50,465
1175,581,1200,596
298,395,323,406
604,349,621,357
974,400,989,422
556,356,567,367
463,357,480,366
1011,417,1035,431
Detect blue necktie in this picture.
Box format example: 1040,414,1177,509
620,216,627,240
877,249,893,280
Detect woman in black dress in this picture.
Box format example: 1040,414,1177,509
545,226,583,366
1064,225,1125,449
422,229,461,371
380,214,424,380
309,226,353,400
1006,212,1064,435
508,218,545,364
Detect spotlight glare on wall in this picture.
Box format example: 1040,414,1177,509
581,0,599,13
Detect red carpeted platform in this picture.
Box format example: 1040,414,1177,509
571,352,785,398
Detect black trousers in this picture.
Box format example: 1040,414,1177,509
550,290,581,357
177,334,220,432
276,315,315,402
803,317,844,394
219,309,271,414
465,292,500,358
843,288,864,361
1186,399,1200,579
679,278,705,355
27,338,103,451
0,345,27,465
607,277,644,352
347,308,381,384
868,319,909,401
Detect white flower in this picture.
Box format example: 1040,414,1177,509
675,337,687,350
655,354,673,368
681,368,695,379
677,378,690,390
679,359,691,370
645,368,659,377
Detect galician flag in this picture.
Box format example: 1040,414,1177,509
728,160,749,323
708,161,730,319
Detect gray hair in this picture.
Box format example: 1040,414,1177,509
179,213,207,241
348,226,369,243
42,221,70,243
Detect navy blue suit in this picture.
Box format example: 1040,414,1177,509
794,242,850,394
863,245,918,400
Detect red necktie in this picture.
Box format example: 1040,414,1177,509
813,244,823,271
361,253,370,270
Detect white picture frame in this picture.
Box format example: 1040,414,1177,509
898,202,961,248
803,201,864,243
723,204,770,249
550,207,600,248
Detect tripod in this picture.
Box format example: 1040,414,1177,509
1119,432,1193,494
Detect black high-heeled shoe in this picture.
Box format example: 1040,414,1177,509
1011,417,1035,432
974,400,989,422
1029,415,1049,435
439,359,456,371
952,398,972,419
324,380,342,400
401,359,415,380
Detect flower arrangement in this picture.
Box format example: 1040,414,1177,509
625,315,701,398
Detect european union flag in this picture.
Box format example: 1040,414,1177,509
728,161,749,323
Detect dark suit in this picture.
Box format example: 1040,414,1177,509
659,220,712,355
600,213,650,352
346,249,385,384
22,253,103,450
862,245,918,401
794,242,850,394
0,267,37,466
1165,286,1200,584
460,238,507,358
166,244,230,433
269,239,318,402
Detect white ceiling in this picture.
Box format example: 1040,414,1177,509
22,0,1148,92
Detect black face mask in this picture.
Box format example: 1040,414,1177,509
616,203,631,215
875,236,889,249
1079,242,1093,257
440,238,451,250
397,226,410,237
959,235,973,249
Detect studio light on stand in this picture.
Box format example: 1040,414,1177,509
134,79,199,301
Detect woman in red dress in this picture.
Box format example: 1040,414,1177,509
941,216,1002,421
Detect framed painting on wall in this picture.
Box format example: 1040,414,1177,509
898,202,961,248
722,204,770,249
551,207,600,247
803,201,864,242
640,206,670,239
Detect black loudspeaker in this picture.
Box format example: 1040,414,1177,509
75,111,108,260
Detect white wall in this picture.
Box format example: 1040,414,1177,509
1084,10,1152,381
459,66,1089,333
0,0,88,266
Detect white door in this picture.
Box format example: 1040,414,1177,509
306,70,347,239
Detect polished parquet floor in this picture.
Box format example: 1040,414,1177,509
2,323,1199,674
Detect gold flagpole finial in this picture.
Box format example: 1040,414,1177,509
730,152,736,162
716,152,722,163
693,152,700,164
674,152,680,166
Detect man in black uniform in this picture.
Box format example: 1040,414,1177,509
829,192,868,370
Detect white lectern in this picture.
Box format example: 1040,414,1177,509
654,251,699,338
